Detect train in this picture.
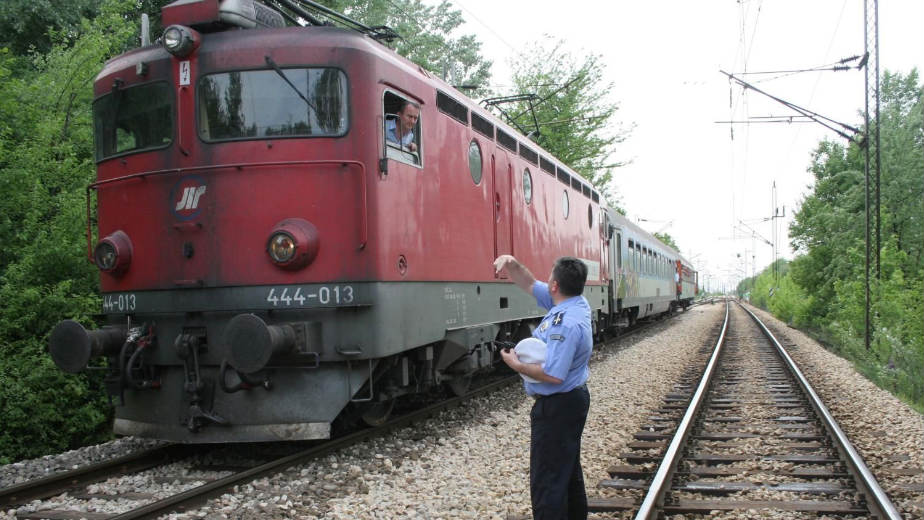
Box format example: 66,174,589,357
48,0,697,443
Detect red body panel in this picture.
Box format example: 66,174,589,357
93,27,603,293
162,0,220,27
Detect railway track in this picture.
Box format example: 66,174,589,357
0,304,698,520
588,300,903,519
1,368,518,520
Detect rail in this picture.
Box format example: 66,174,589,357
633,299,729,519
739,303,902,520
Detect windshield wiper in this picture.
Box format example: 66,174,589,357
264,55,320,116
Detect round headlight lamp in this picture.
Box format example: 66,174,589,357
94,230,132,276
94,242,118,270
162,25,200,57
266,219,320,270
268,233,297,263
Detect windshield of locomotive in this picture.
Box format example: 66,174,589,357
198,68,348,140
93,81,173,160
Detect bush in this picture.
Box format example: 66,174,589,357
0,0,136,463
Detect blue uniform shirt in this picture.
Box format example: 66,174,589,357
524,281,593,396
385,119,415,147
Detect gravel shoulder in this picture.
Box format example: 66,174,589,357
8,302,917,519
744,303,924,520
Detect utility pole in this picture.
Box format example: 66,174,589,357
862,0,881,351
770,182,785,287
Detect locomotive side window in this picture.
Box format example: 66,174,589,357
561,190,569,219
198,68,348,141
93,81,173,160
383,91,422,166
468,140,482,184
523,168,533,204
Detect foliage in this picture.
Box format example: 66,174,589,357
0,0,139,463
318,0,491,93
0,0,101,55
746,259,810,327
504,38,631,206
653,232,679,253
769,68,923,410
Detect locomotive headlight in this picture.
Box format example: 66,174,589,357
268,233,296,263
94,230,132,276
162,25,200,57
266,218,320,270
95,242,117,270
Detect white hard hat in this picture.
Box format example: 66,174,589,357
514,337,547,383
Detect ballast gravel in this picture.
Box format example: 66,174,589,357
0,437,167,488
744,303,924,520
2,301,920,519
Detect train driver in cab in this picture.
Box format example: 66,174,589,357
386,99,419,152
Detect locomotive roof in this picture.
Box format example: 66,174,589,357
98,20,596,195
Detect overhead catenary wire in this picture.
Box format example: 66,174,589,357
449,0,521,57
720,70,862,144
733,55,862,76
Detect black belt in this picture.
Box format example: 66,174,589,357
531,384,586,400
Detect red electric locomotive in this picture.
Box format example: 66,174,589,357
48,0,612,442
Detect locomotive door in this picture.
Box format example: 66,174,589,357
492,153,513,274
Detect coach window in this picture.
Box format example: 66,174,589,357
616,234,623,268
468,140,482,184
587,204,593,228
383,91,422,166
523,168,533,204
562,190,569,219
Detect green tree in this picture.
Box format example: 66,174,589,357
653,232,679,252
0,0,100,55
504,38,631,205
319,0,491,92
785,68,922,410
0,0,138,463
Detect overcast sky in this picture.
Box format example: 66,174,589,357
445,0,923,292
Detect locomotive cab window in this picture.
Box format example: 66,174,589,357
383,91,422,166
198,68,348,141
93,81,173,160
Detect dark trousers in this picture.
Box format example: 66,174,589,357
529,385,590,520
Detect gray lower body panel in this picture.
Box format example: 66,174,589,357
115,418,330,442
101,281,606,442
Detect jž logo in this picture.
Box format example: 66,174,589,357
171,176,207,220
176,186,206,211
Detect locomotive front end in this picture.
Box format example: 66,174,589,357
48,0,387,442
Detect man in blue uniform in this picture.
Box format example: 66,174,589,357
493,254,593,520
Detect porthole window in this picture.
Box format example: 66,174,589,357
523,168,533,204
562,190,569,219
468,139,482,184
587,204,593,228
